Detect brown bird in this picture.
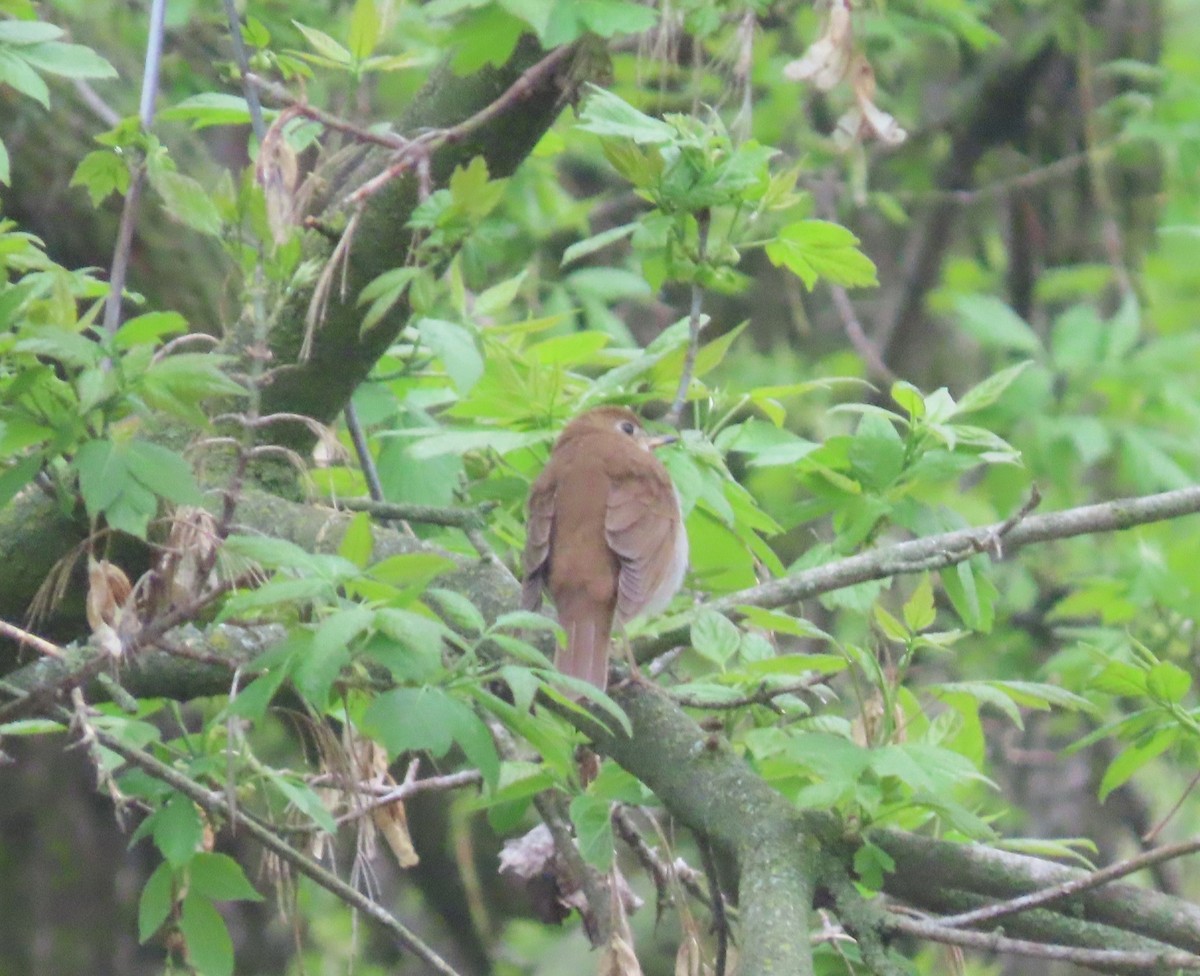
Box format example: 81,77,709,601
522,406,688,688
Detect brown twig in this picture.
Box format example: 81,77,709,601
246,73,408,150
340,44,577,211
0,618,64,658
1144,769,1200,845
814,177,894,383
533,790,612,945
333,769,483,826
611,804,711,909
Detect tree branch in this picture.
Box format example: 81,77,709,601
636,484,1200,661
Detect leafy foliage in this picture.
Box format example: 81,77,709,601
4,0,1200,974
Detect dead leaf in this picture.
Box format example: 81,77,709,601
372,798,419,868
598,933,644,976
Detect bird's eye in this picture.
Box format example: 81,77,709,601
618,420,637,436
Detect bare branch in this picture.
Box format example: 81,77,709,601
0,618,64,659
637,484,1200,662
333,769,483,826
886,913,1200,971
102,0,168,337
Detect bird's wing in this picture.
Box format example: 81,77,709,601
605,470,681,623
521,476,556,611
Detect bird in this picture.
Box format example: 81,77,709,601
522,406,688,689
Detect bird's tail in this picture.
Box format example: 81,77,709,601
556,600,614,689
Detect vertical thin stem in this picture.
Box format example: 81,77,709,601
221,0,267,144
664,210,710,428
102,0,168,337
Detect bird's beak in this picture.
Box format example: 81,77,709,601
646,433,678,450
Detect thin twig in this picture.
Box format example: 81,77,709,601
72,79,120,127
333,769,483,826
664,209,710,428
937,837,1200,930
0,618,64,658
611,805,711,908
891,147,1113,206
344,401,387,504
697,833,729,976
0,578,240,725
246,73,409,151
885,913,1200,970
814,176,894,382
221,0,267,144
1076,27,1134,299
102,0,167,337
1144,769,1200,844
336,497,496,529
533,790,612,945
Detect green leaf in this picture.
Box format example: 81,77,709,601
180,893,234,976
569,793,614,870
1147,661,1191,704
425,587,486,635
0,21,62,43
113,311,187,349
0,49,49,106
363,687,498,787
0,136,10,184
18,41,117,79
292,21,352,64
218,576,333,619
953,295,1042,354
188,853,263,902
955,361,1032,415
223,534,321,572
0,454,42,508
577,85,675,144
74,439,128,516
940,561,995,633
765,220,878,290
1099,728,1177,801
417,318,483,392
561,222,637,266
154,793,203,867
690,610,740,666
903,575,936,633
347,0,381,60
369,552,456,587
138,861,175,942
160,93,266,129
148,168,223,236
270,773,337,833
125,440,203,505
338,511,374,567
